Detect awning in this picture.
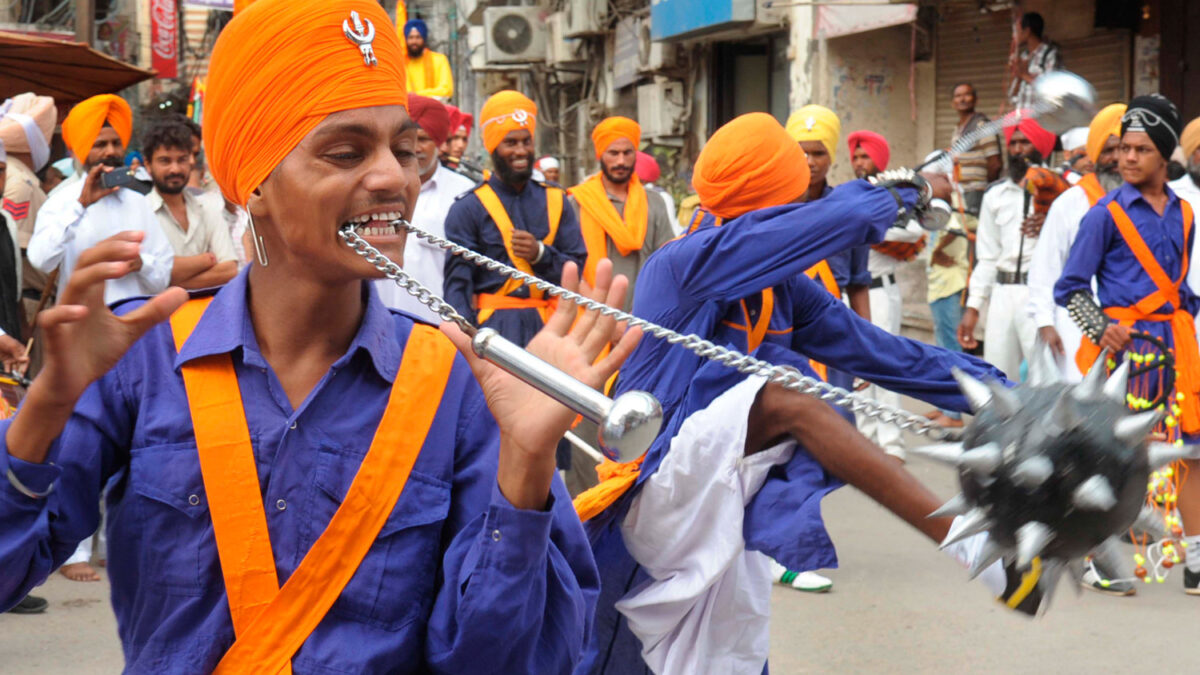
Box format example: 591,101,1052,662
0,31,156,106
815,2,918,39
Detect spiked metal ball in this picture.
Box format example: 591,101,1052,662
914,349,1193,610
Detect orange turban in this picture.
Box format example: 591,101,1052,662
694,112,810,220
205,0,408,205
480,90,536,154
592,116,640,158
1087,103,1126,164
61,94,131,164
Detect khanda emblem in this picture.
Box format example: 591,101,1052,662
804,116,816,131
512,109,529,125
343,11,378,67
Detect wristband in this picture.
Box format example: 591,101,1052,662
532,241,546,264
1066,291,1108,344
6,467,55,499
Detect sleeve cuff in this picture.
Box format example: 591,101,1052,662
966,294,986,311
481,482,554,575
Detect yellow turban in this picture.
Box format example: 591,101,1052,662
694,113,810,220
480,90,537,154
592,116,640,158
204,0,408,206
61,94,132,164
1182,117,1200,162
1086,103,1126,164
786,104,841,161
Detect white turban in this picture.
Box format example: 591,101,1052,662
0,93,55,171
0,137,6,164
537,156,560,171
1060,127,1089,153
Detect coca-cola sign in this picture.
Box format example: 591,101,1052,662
150,0,178,78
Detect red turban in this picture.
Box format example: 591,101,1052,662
846,130,890,171
480,91,536,153
61,94,132,164
204,0,408,205
592,116,640,158
408,94,450,147
445,105,473,139
694,112,810,220
635,151,660,183
1003,112,1057,160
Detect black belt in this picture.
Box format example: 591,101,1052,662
996,270,1028,285
869,273,895,290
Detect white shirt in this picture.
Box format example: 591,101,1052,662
966,178,1038,311
646,184,678,236
867,219,925,277
374,164,475,321
28,180,174,305
147,188,238,262
1025,184,1096,328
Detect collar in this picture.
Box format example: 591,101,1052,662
488,172,532,196
1113,181,1180,212
173,265,403,383
147,188,198,212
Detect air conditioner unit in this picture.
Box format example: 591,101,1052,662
637,79,686,140
484,7,546,64
564,0,606,38
547,11,585,67
635,17,675,74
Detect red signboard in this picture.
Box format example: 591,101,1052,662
150,0,178,78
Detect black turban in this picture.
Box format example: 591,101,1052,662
1121,94,1182,160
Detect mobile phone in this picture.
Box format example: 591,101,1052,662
100,168,137,189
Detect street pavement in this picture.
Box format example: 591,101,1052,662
2,436,1195,673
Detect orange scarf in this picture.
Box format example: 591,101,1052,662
569,174,649,285
573,455,644,521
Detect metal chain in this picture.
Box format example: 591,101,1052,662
343,223,956,441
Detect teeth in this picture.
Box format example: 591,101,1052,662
348,211,403,224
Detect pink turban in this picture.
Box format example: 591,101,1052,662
1003,112,1057,160
635,151,660,183
846,130,890,171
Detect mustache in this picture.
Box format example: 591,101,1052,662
100,156,124,168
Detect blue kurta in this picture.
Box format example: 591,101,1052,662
0,267,598,674
1054,181,1198,441
443,174,588,346
579,181,1007,674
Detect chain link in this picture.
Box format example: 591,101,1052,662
344,222,958,441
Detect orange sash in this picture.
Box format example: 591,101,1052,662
720,289,776,353
474,183,563,324
1074,200,1200,433
171,298,456,674
569,174,649,285
804,260,840,379
1077,172,1107,205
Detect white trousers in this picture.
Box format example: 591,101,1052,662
857,281,905,459
1052,304,1085,383
983,284,1039,382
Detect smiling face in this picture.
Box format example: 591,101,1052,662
246,104,421,283
493,128,534,186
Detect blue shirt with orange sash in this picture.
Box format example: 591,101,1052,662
0,266,598,674
1055,181,1200,440
444,174,587,346
578,180,1006,674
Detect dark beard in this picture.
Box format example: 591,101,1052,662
153,175,188,195
1188,159,1200,187
407,44,425,58
1007,149,1043,183
492,150,531,186
601,163,632,185
99,156,124,169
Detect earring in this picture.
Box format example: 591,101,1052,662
246,211,269,267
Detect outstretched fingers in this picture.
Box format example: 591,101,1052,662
544,262,583,337
120,287,189,337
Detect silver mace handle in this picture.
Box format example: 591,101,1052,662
339,227,663,462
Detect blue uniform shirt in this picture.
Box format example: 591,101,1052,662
443,174,588,346
0,266,598,674
814,185,871,290
579,181,1007,674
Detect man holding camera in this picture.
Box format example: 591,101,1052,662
27,95,173,306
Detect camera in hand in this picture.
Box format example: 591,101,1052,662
100,168,153,195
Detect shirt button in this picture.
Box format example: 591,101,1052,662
276,499,287,511
491,529,502,542
188,494,200,506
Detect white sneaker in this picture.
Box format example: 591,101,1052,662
769,559,833,592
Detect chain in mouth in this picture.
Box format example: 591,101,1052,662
341,211,404,236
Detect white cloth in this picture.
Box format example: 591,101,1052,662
1172,175,1200,295
647,184,679,236
375,164,474,321
28,181,174,305
859,278,905,458
0,110,49,170
618,375,791,675
1025,184,1101,382
867,219,924,277
147,189,238,262
1060,127,1088,153
967,178,1037,311
985,283,1039,381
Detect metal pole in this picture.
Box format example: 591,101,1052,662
75,0,94,45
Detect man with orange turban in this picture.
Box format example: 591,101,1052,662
0,1,639,672
27,93,173,308
567,117,674,312
443,89,586,347
577,112,1040,675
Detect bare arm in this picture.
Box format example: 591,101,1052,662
176,260,237,289
170,253,217,286
846,284,871,321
